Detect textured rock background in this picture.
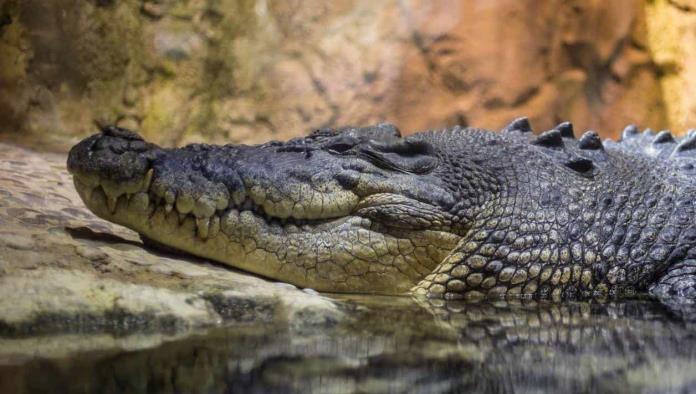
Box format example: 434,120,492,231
0,0,694,150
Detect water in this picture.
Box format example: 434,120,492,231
2,295,696,393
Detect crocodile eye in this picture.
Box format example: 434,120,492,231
327,143,354,153
324,135,359,154
358,139,438,174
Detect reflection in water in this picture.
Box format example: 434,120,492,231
2,296,696,393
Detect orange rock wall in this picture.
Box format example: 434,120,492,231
0,0,692,151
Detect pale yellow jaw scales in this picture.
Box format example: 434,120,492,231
76,179,461,294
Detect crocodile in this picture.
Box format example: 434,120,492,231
67,118,696,302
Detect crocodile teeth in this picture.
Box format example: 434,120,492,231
82,184,94,201
165,203,173,213
164,190,176,206
106,195,118,214
130,192,150,213
176,194,195,214
194,197,216,218
196,217,210,239
141,169,154,192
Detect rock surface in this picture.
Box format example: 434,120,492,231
0,142,341,352
645,0,696,133
1,0,693,150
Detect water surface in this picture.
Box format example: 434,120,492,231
2,295,696,393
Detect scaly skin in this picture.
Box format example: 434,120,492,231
67,118,696,302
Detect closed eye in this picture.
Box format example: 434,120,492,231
324,135,359,154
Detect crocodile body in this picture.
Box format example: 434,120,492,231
67,118,696,303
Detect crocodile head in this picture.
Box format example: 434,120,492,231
68,124,500,294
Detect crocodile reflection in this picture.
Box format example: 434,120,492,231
3,298,696,393
416,298,696,393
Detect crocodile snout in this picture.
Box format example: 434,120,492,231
67,126,162,214
67,126,159,180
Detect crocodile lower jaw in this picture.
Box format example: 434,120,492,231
73,176,462,294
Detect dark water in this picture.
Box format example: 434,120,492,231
2,295,696,394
